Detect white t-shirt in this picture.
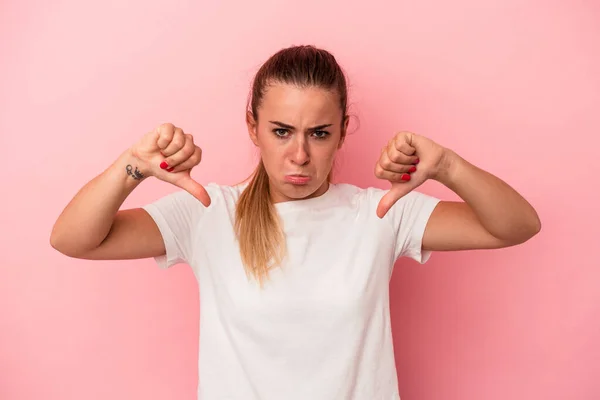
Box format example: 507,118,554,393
142,182,440,400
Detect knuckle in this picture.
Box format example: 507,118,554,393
185,145,195,158
188,153,200,165
172,135,185,148
156,123,175,147
184,137,195,151
160,122,175,133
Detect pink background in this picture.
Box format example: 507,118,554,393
1,0,598,399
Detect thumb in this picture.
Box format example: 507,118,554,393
173,175,212,207
376,183,416,219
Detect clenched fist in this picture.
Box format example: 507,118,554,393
130,123,211,206
375,131,450,218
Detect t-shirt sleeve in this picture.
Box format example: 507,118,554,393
141,190,204,269
370,188,441,264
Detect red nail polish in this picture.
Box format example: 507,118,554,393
401,174,411,181
160,161,169,169
167,167,175,172
414,158,420,164
409,166,417,173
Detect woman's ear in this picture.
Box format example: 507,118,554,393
338,115,350,149
246,111,259,146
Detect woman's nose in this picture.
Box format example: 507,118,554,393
290,137,310,166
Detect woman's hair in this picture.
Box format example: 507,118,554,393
235,45,349,285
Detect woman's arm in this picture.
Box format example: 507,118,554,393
375,131,541,251
50,149,165,259
50,123,209,259
422,150,541,251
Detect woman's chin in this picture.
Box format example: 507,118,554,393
280,180,327,199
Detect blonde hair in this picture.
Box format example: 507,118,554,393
235,45,349,285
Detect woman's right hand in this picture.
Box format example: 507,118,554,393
130,123,211,206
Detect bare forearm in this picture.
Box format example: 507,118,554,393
438,150,541,242
50,149,147,254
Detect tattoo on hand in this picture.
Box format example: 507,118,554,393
126,165,145,180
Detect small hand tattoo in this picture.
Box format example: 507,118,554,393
126,165,145,180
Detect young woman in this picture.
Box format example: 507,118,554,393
51,45,541,400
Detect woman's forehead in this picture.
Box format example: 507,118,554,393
259,84,342,122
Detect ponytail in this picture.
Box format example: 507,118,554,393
235,161,286,285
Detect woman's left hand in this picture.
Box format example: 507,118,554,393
374,131,451,218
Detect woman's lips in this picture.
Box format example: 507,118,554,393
284,175,311,185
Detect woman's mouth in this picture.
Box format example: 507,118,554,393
284,175,311,185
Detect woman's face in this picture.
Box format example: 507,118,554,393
247,83,348,203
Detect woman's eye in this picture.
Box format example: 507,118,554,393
313,130,329,139
274,128,289,137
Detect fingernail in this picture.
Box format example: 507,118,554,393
409,166,417,173
167,167,175,172
414,158,420,164
401,174,411,181
160,161,169,169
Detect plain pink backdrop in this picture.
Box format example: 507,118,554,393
1,0,598,399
